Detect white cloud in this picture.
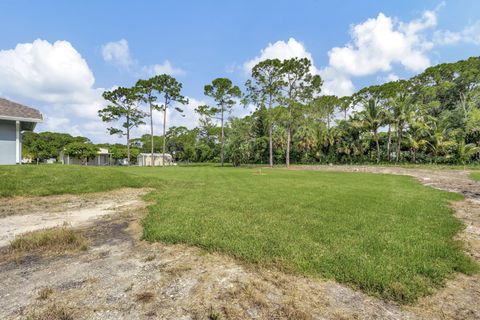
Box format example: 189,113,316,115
0,39,112,141
328,11,436,77
243,37,352,96
242,8,441,97
243,38,317,73
385,73,400,82
44,116,70,131
101,39,134,69
434,21,480,45
319,67,355,97
142,60,186,76
0,39,96,104
102,39,185,76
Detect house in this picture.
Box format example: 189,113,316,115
0,98,43,165
60,148,112,166
137,153,174,166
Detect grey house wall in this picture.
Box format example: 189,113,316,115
0,120,16,165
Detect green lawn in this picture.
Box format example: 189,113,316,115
0,165,477,303
0,165,147,197
470,172,480,182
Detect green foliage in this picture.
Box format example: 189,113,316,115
64,142,99,165
22,55,480,167
135,74,188,160
223,55,480,165
99,86,147,164
22,132,89,163
198,77,242,166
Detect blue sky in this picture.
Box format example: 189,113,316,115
0,0,479,142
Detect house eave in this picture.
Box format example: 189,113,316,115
0,115,43,123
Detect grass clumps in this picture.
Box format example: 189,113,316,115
135,291,155,303
37,287,54,301
26,304,74,320
10,227,87,254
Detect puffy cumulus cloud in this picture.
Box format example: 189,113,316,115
328,11,436,77
0,38,193,143
142,60,186,76
243,38,317,73
434,21,480,45
0,39,113,141
318,67,355,97
101,39,134,68
0,39,96,104
241,8,441,97
243,37,352,96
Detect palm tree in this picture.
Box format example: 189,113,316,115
457,140,480,168
359,98,384,163
338,96,353,121
427,123,456,163
407,115,430,162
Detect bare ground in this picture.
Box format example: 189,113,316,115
0,167,479,319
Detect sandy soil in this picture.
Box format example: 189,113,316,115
0,188,149,247
0,167,479,319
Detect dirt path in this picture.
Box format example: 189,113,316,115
0,167,479,319
0,188,149,247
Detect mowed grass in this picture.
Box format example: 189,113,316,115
140,167,477,303
0,165,477,303
469,171,480,182
0,165,147,197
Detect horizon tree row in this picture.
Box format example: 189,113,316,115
23,55,480,166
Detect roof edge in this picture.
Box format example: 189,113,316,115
0,115,43,123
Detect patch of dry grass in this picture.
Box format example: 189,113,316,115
37,288,54,301
9,227,87,255
26,304,74,320
135,291,155,303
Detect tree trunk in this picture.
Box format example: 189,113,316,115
268,97,273,168
162,98,167,167
286,124,291,167
374,131,380,163
269,124,273,167
220,106,224,167
150,103,154,167
396,126,402,162
387,124,391,162
344,109,347,121
126,116,131,166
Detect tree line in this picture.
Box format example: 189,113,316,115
24,56,480,166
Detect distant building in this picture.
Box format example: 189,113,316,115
0,98,43,165
60,148,112,166
115,158,130,166
137,153,174,166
